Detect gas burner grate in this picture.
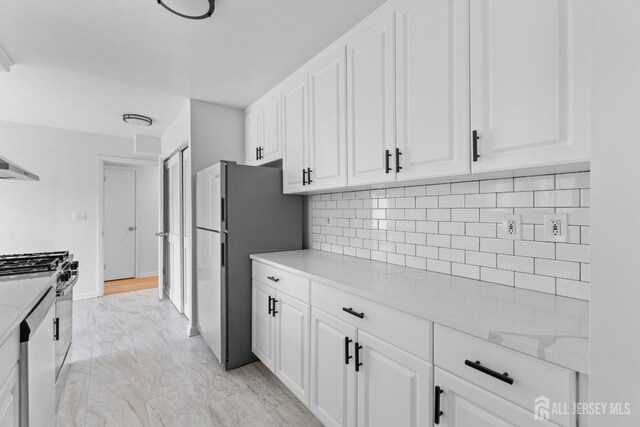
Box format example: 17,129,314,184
0,251,69,276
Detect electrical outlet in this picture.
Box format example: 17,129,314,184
544,214,568,242
501,214,521,240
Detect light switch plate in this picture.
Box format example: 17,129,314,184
544,214,568,242
501,214,522,240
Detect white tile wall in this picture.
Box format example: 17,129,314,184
311,172,591,300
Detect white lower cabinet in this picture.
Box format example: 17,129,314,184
434,368,557,427
251,279,310,405
0,364,19,427
310,308,357,427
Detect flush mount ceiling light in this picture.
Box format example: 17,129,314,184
123,114,152,127
157,0,215,20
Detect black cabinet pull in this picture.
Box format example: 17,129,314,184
385,149,392,173
344,337,353,365
395,148,402,173
302,169,307,186
472,130,480,162
260,147,264,159
256,147,259,160
434,386,443,424
272,299,278,317
355,342,363,372
464,359,514,385
53,318,59,341
307,167,313,184
268,296,273,315
342,307,364,319
267,276,280,283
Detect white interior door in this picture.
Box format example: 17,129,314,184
166,153,183,312
182,147,192,320
104,168,136,281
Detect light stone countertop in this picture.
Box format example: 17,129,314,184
0,272,56,346
250,249,590,374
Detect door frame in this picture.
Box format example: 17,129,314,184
96,155,159,298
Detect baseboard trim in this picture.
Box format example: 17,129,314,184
73,291,98,301
136,271,158,278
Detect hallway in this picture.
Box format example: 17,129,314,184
56,289,320,426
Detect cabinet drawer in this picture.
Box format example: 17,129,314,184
0,329,19,387
311,280,431,361
434,325,576,427
252,261,310,303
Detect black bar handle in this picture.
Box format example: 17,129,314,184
434,386,443,424
385,149,392,173
272,299,278,317
221,243,225,267
395,148,402,173
53,318,60,341
302,168,307,186
472,130,480,162
465,359,514,385
355,342,363,372
307,167,313,184
342,307,364,319
221,198,225,222
268,296,273,315
259,147,263,159
344,337,353,365
267,276,280,283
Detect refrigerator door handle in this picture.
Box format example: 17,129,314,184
221,198,225,222
221,242,225,267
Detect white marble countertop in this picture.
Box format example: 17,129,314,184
250,249,590,374
0,272,56,346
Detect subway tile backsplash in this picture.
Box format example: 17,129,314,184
310,172,591,301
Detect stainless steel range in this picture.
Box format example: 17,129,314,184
0,251,79,380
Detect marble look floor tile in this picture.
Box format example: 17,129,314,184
85,382,149,427
56,289,320,427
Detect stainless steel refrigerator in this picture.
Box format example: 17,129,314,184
195,161,302,370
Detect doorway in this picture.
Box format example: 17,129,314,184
100,161,160,296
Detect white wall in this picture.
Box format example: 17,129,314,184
161,101,190,157
0,120,144,299
590,0,640,425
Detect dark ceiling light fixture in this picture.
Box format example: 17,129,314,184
157,0,215,20
123,114,153,127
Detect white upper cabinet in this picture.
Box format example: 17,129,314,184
346,9,397,186
395,0,470,181
260,90,282,164
245,106,261,165
308,44,348,191
470,0,591,172
282,72,309,193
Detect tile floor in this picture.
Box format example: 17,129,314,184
56,289,321,426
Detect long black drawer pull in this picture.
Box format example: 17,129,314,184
344,337,353,365
395,148,402,173
267,276,280,283
53,318,60,341
385,149,392,173
268,296,273,315
355,342,363,372
465,359,514,385
272,299,278,317
434,386,443,424
342,307,364,319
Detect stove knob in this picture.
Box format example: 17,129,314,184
71,261,79,271
60,272,71,282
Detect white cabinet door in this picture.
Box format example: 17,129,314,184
252,281,275,371
274,292,310,405
356,330,431,427
435,368,559,427
395,0,470,181
245,107,261,165
310,308,357,427
308,43,348,191
282,72,309,193
0,364,18,427
470,0,591,172
346,10,397,186
260,90,282,165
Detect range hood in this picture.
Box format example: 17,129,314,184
0,156,39,181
